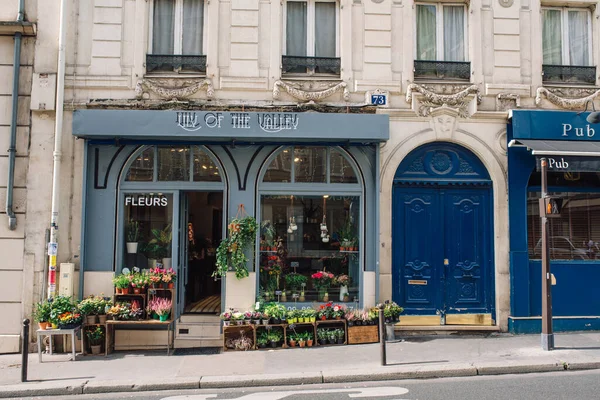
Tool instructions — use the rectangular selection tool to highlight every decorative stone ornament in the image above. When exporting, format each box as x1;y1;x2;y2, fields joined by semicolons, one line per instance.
135;78;214;101
405;83;480;118
498;0;514;8
272;80;349;102
535;87;600;110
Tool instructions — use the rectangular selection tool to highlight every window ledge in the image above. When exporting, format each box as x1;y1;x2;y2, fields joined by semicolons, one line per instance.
281;74;342;82
143;73;207;79
413;78;473;85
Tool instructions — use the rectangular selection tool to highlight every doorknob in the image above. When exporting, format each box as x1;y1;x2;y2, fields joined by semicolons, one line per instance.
444;258;449;266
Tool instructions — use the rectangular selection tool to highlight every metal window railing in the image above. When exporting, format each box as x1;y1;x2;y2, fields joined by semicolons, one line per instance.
542;64;596;85
282;56;341;75
414;60;471;81
146;54;207;74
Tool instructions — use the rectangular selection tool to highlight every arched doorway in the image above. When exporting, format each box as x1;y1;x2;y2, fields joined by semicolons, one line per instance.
392;142;495;324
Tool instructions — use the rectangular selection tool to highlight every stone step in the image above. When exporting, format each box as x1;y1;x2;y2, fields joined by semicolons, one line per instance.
176;322;221;339
174;337;223;349
178;314;220;324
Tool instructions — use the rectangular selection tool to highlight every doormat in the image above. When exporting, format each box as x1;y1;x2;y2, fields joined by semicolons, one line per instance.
173;347;222;356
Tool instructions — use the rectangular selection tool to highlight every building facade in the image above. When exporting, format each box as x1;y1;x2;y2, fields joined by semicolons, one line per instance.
2;0;600;352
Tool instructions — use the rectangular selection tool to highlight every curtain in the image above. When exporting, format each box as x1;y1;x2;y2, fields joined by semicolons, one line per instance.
153;0;175;54
416;5;436;60
542;9;562;65
183;0;204;55
568;10;589;66
286;2;307;56
443;6;465;61
315;2;336;58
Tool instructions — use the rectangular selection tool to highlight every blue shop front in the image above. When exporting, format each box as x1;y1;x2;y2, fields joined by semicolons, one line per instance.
73;110;388;332
508;110;600;333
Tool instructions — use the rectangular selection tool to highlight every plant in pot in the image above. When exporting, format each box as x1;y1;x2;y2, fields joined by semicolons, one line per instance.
149;224;172;268
79;296;99;324
94;295;111;324
126;220;141;254
297;334;306;348
267;330;282;348
49;296;77;329
317;329;328;345
288;332;297;347
130;272;148;294
311;270;334;302
335;328;345;344
213;214;258;280
86;326;105;355
384;301;404;323
285;273;308;297
161;268;177;289
33;300;52;330
151;297;172;321
257;331;269;348
112;274;131;294
57;311;83;329
327;330;337;345
334;274;352;302
233;332;254;351
304;331;314;347
220;309;233;326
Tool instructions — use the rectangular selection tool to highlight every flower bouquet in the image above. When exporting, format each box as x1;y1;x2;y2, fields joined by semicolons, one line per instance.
150;297;172;321
311;271;334;301
57;311;83;329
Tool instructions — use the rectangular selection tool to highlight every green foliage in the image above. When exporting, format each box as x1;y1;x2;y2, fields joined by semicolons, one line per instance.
48;296;77;324
214;216;258;280
112;274;130;289
284;273;308;292
266;330;283;342
86;326;104;346
145;224;172;259
257;330;269;345
126;220;140;242
33;300;51;323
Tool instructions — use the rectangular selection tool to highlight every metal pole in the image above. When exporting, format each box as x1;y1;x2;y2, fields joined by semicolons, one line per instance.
540;158;554;351
378;304;386;366
21;319;29;382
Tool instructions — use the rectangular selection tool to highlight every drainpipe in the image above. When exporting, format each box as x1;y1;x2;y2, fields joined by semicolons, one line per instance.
6;0;26;230
47;0;68;299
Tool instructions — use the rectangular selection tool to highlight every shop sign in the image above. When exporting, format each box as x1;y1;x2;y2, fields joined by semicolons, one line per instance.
176;111;300;133
125;195;168;207
536;156;600;172
511;110;600;141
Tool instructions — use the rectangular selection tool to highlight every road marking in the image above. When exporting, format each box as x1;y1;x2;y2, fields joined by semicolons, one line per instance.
162;386;410;400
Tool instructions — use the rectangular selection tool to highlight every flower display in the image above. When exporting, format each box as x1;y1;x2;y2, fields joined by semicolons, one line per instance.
311;270;335;291
57;311;83;327
334;274;351;287
149;297;172;317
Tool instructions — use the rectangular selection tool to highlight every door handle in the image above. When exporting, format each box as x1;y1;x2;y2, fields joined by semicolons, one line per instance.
441;258;449;280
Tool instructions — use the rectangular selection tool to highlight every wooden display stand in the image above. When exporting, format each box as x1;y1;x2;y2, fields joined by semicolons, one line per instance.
105;288;176;355
347;324;379;344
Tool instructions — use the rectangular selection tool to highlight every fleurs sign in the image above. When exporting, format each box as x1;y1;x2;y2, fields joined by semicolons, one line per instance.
125;195;168;207
176;112;299;133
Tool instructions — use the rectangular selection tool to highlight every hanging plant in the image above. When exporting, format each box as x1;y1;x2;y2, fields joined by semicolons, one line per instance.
213;206;258;280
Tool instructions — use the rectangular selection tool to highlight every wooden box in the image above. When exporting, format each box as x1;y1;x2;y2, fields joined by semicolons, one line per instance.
347;325;379;344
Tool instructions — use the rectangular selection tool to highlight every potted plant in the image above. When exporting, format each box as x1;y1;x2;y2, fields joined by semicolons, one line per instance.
334;274;351;302
232;332;254;351
257;331;268;348
162;268;177;289
126;220;140;254
311;271;334;302
33;300;52;330
305;308;316;323
86;326;105;355
57;311;83;329
335;328;345;344
305;331;314;347
150;297;172;321
327;330;337;345
267;330;282;348
49;296;77;329
384;301;404;323
284;273;308;296
149;224;172;268
287;309;297;324
288;333;297;347
112;274;130;294
79;296;99;324
317;329;328;345
214;215;258;279
298;335;306;348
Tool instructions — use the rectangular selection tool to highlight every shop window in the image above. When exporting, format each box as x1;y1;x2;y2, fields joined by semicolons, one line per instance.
259;195;360;303
414;3;470;80
282;0;340;75
294;147;326;183
123;193;174;270
542;7;594;84
147;0;206;74
263;149;292;183
125;146;222;183
158;146;190;181
126;147;154;182
527;171;600;261
193;147;221;182
330;149;358;184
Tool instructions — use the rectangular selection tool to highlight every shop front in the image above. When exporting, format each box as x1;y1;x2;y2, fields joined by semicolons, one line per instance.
508;110;600;333
73;110;388;347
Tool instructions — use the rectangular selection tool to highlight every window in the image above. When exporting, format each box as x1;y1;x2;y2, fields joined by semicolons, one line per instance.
147;0;206;73
414;3;469;80
125;146;221;182
527;171;600;261
542;7;594;84
282;0;340;75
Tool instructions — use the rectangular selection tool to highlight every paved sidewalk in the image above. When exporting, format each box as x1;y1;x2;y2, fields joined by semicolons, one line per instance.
1;332;600;397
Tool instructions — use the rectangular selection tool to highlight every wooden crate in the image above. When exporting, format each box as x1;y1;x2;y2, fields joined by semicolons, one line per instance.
347;325;379;344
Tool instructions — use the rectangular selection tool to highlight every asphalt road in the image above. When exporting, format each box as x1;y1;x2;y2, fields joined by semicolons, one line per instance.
17;369;600;400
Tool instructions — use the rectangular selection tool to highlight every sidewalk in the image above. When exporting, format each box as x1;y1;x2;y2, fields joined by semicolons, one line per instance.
1;332;600;397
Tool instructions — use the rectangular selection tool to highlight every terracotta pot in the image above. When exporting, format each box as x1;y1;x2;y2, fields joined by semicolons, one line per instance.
299;341;306;348
133;287;141;294
38;321;49;330
121;287;130;295
98;315;107;324
168;282;174;289
115;287;122;294
340;247;345;252
307;339;313;347
289;340;296;347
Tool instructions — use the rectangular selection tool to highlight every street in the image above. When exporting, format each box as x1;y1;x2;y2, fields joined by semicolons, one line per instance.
18;369;600;400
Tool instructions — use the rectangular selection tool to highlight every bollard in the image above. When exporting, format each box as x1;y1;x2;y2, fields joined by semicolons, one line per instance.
378;304;386;366
21;319;29;382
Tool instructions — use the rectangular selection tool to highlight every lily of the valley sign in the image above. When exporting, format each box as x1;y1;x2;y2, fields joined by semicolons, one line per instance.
176;111;300;133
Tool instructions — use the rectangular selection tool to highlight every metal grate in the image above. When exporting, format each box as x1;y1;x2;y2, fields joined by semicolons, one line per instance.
282;55;341;75
542;64;596;85
146;54;207;74
414;60;471;80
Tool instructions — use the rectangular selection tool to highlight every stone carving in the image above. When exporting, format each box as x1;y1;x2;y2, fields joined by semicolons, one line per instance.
535;86;600;110
273;80;349;102
498;0;513;7
406;83;480;118
430;104;459;135
496;93;520;111
135;78;214;100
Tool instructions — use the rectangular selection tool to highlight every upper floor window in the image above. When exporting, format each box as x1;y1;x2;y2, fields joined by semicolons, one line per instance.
414;3;469;80
147;0;206;74
282;1;340;75
542;7;594;84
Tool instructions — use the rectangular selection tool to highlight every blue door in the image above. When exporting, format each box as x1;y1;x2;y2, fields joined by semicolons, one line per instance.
393;187;492;316
392;142;494;318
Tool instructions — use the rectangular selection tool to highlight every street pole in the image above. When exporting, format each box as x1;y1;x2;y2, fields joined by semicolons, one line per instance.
378;304;386;366
540;158;554;351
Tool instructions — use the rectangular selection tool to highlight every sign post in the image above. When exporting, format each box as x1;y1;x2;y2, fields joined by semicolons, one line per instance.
539;158;554;351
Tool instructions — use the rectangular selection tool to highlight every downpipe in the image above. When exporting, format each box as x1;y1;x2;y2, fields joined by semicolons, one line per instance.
6;0;26;230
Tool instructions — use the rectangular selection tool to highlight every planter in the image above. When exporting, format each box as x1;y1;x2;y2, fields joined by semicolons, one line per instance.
167;282;174;289
148;259;159;269
337;339;344;345
289;318;297;324
318;339;327;345
297;317;304;323
298;341;306;348
270;341;278;348
261;319;268;325
270;318;280;324
223;321;230;326
162;258;172;269
328;339;336;345
51;323;58;329
159;314;169;322
258;343;267;348
133;287;141;294
91;344;102;355
121;287;130;295
126;242;138;254
347;320;354;327
98;315;107;324
307;339;313;347
309;317;316;323
86;315;98;325
289;340;296;347
38;321;49;330
58;323;80;330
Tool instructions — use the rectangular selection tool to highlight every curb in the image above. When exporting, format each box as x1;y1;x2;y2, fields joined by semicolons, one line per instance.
2;362;600;398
